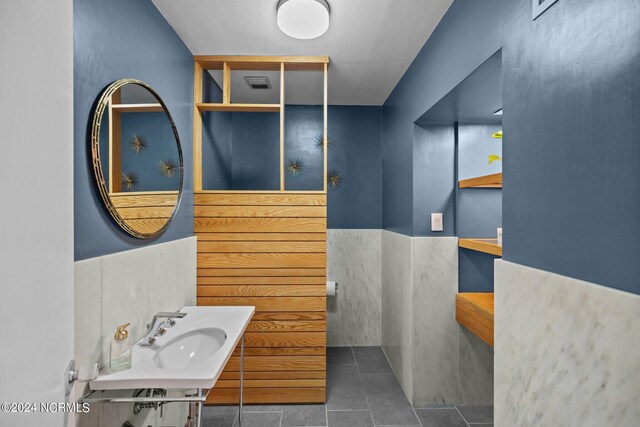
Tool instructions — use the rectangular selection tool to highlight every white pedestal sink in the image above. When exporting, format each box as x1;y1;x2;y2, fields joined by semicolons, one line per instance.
90;305;255;391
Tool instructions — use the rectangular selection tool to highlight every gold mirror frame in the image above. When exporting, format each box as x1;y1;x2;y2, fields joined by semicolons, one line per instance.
91;79;184;239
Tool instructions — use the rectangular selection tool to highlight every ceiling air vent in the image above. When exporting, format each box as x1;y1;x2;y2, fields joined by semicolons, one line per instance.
244;76;272;90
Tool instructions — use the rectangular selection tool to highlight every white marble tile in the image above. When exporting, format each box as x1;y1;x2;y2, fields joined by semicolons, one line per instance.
74;237;196;426
412;237;459;406
495;260;640;427
74;257;103;369
100;237;197;361
458;326;493;405
327;229;382;346
74;257;103;427
100;251;152;362
381;230;414;400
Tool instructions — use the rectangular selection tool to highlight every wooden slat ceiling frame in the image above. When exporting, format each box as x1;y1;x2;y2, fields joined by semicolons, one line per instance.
192;55;330;193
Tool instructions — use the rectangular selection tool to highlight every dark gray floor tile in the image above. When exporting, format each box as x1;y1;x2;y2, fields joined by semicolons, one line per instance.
326;364;369;410
282;404;327;426
201;405;238;427
457;405;493;423
327;410;373;427
327;347;356;365
414;408;467;427
360;373;419;426
243;405;284;412
232;411;281;427
352;347;392;374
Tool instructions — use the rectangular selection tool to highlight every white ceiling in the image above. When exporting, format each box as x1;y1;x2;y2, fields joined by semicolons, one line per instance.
152;0;453;106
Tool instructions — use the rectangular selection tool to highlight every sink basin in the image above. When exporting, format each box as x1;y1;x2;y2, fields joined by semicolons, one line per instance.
89;306;254;391
154;327;226;370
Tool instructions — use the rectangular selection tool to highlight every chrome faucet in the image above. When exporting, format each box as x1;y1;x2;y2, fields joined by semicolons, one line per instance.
139;311;187;346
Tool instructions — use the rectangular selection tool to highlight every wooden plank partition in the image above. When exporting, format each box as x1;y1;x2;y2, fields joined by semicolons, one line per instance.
196;192;327;404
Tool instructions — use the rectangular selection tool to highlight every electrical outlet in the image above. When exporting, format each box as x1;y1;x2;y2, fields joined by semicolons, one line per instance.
431;213;444;232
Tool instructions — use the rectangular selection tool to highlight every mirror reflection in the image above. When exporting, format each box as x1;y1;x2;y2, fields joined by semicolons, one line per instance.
91;79;183;238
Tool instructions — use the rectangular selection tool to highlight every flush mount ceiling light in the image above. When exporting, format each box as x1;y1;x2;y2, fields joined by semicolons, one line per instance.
277;0;330;40
493;109;503;116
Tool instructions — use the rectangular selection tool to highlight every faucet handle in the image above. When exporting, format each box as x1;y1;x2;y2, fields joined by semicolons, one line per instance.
156;311;186;319
140;311;186;346
146;312;185;330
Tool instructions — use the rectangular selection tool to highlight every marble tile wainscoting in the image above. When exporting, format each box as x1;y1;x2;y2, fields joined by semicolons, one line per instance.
73;237;197;426
381;230;415;399
381;231;493;407
495;260;640;427
327;230;382;346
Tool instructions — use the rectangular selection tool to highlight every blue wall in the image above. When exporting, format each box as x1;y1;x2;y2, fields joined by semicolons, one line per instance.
202;75;232;190
382;0;503;235
284;107;324;192
232;112;281;191
120;113;182;191
384;0;640;294
327;106;383;229
202;106;383;228
502;0;640;294
412;124;456;236
74;0;194;260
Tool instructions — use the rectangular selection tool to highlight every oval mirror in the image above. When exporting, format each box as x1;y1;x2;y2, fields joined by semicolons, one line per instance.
91;79;184;238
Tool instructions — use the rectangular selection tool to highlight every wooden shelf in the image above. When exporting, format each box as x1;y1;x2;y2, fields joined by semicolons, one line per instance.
111;103;163;112
458;172;502;188
456;293;494;347
459;238;502;256
197;103;281;113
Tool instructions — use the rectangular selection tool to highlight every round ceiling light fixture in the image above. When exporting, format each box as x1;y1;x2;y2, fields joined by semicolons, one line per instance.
277;0;330;40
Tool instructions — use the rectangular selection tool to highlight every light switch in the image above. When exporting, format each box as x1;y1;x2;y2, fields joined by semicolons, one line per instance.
431;213;444;232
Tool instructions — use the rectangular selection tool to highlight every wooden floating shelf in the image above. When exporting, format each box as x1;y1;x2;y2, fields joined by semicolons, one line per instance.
111;103;164;112
458;172;503;188
459;238;503;256
456;293;494;347
197;103;281;113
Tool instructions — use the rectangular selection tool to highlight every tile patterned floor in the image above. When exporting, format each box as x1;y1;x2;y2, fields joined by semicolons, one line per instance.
201;347;493;427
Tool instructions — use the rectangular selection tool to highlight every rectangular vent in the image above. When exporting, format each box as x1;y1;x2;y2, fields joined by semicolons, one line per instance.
244;76;272;90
